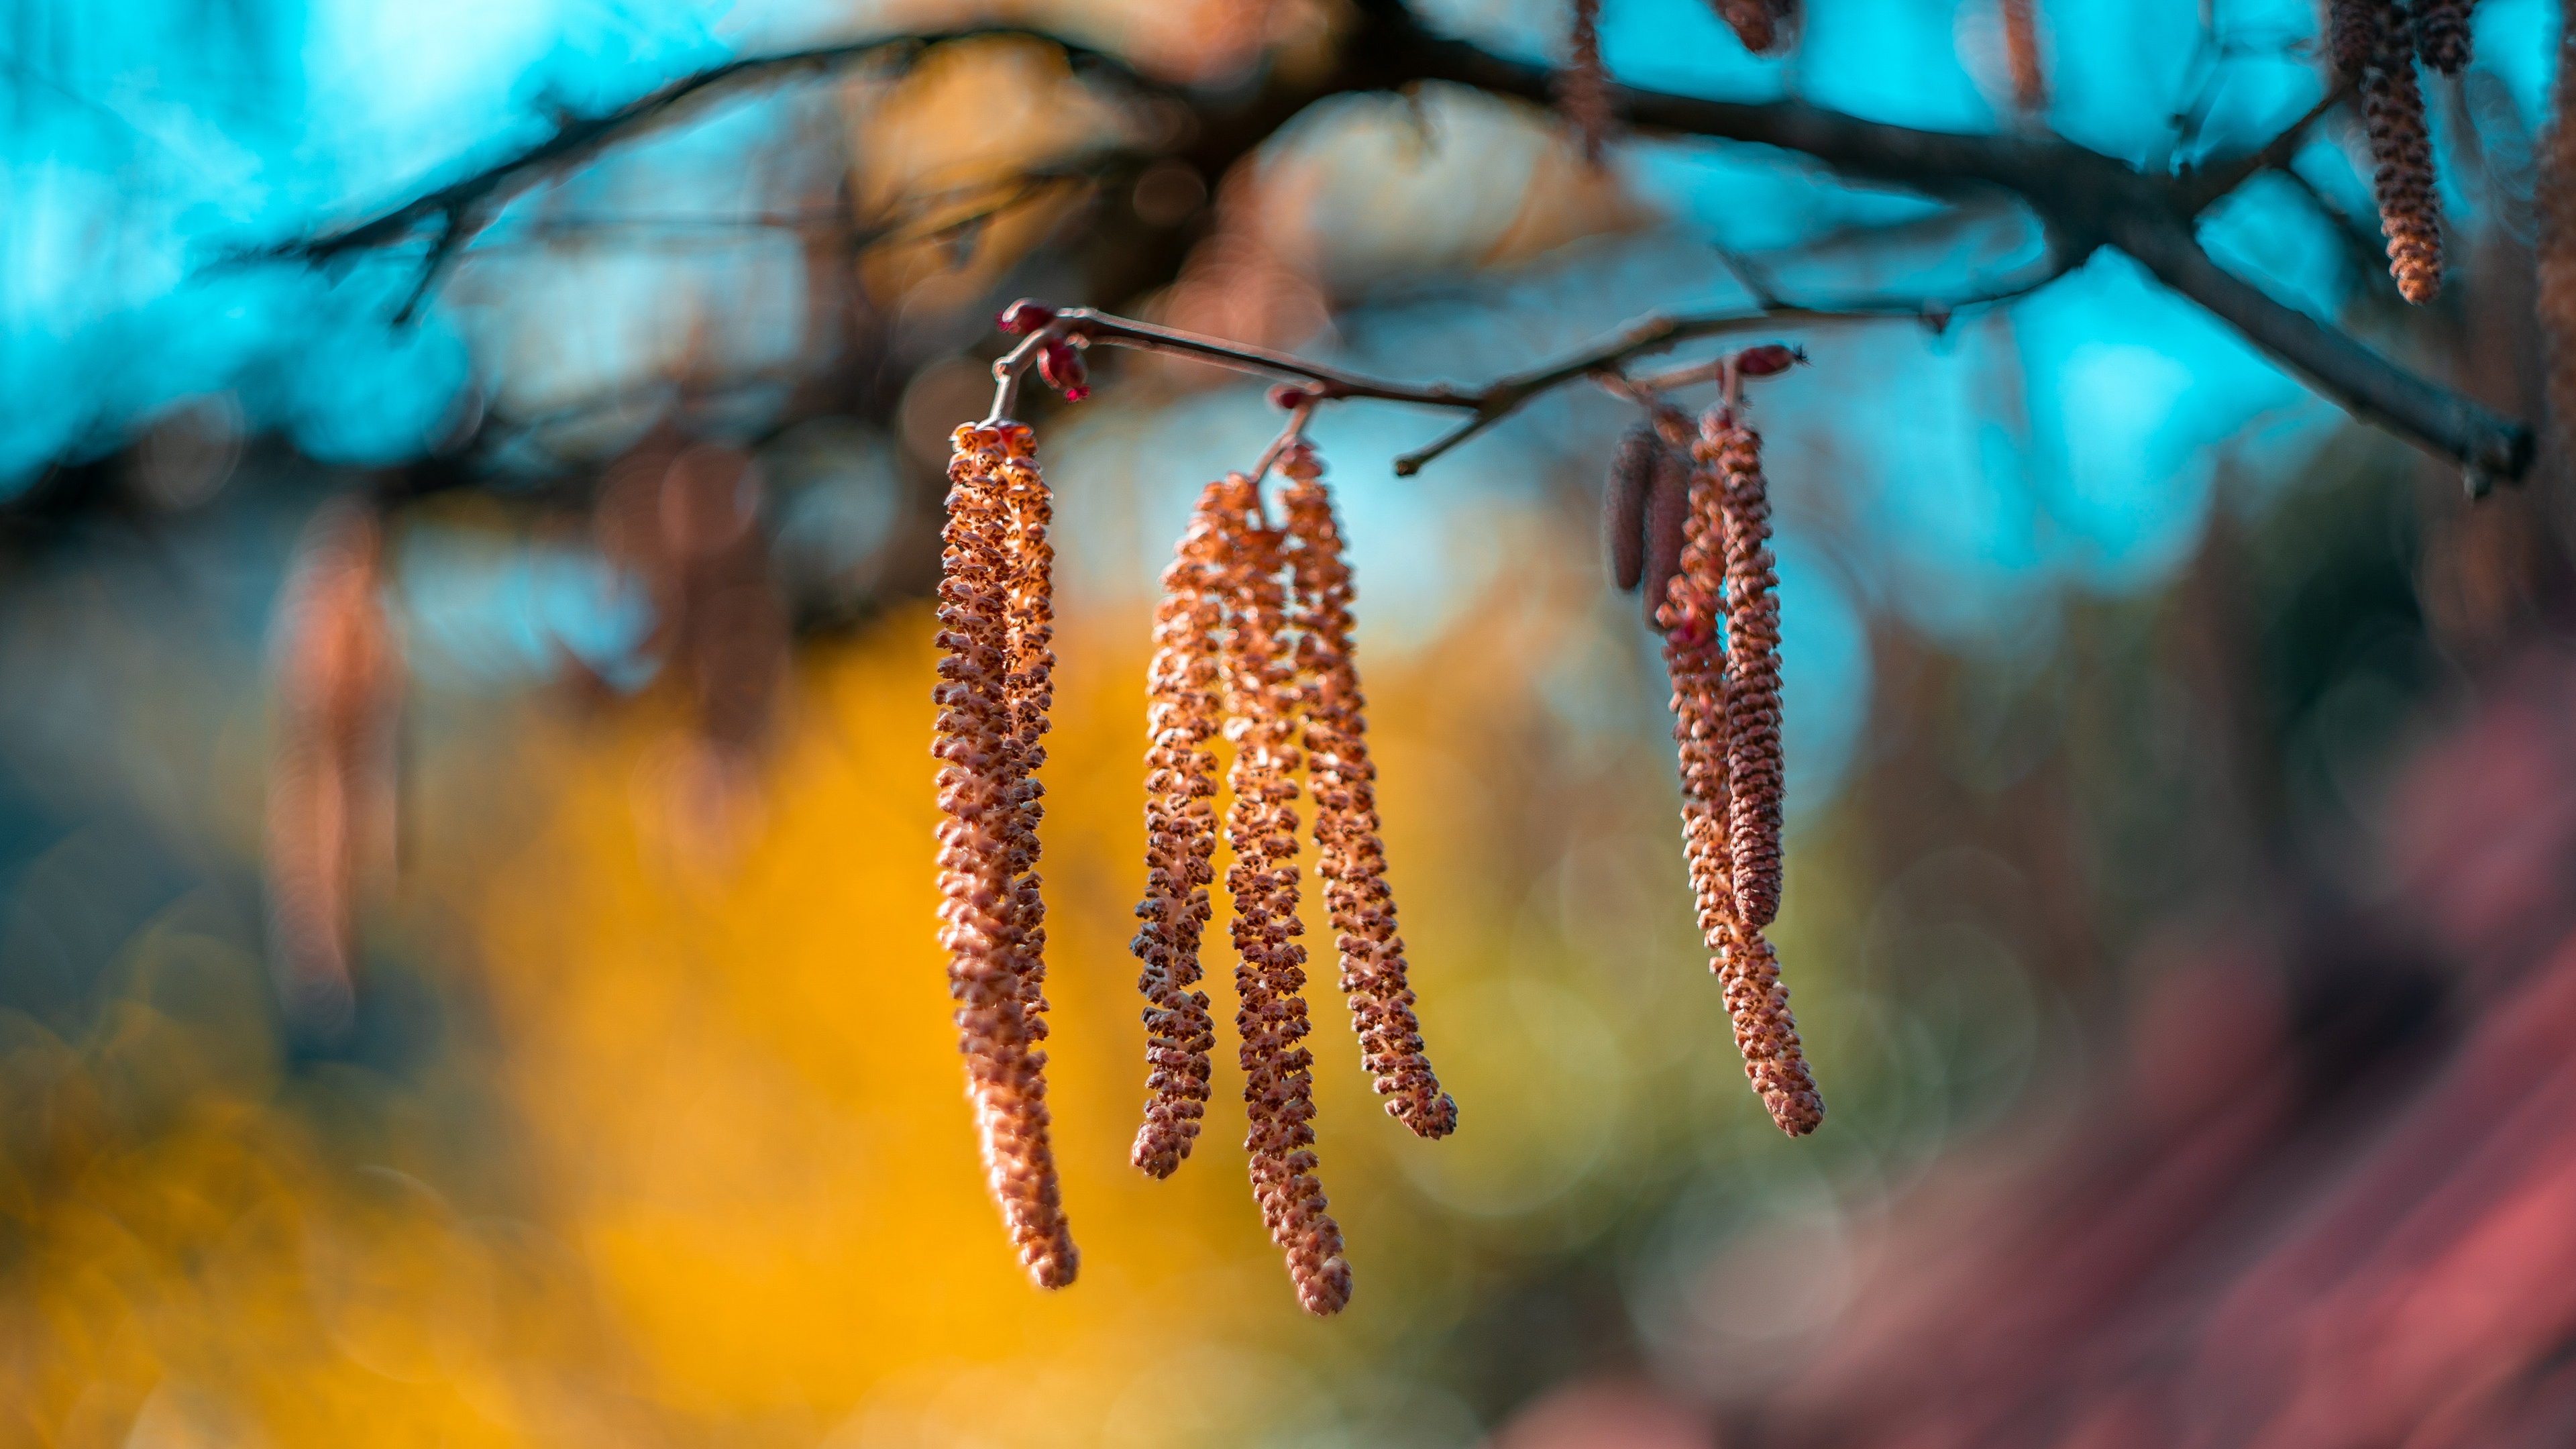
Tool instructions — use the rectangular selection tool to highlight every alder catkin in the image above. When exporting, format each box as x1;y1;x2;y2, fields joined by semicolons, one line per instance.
1712;415;1786;930
1661;409;1821;1138
1642;437;1692;630
1281;444;1456;1140
1130;480;1232;1179
1604;424;1658;592
2361;1;2443;304
2327;0;2380;76
1559;0;1614;167
2411;0;2472;73
267;500;400;1035
932;421;1077;1291
1709;0;1798;54
2001;0;2045;112
2542;0;2576;467
1215;470;1351;1316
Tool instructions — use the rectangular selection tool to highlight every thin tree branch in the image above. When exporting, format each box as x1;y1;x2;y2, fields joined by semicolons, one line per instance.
2180;78;2356;215
985;272;2069;476
232;3;2536;488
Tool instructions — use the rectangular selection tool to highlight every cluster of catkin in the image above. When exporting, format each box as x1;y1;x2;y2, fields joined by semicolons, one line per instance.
1608;405;1823;1136
267;502;403;1036
2332;0;2463;305
1128;441;1452;1316
931;420;1078;1291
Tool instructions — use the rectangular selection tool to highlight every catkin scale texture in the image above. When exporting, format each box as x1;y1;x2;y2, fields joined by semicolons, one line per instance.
1659;409;1822;1138
932;421;1077;1290
1714;417;1786;930
2411;0;2472;73
2361;0;2443;304
1129;480;1231;1178
1282;445;1456;1140
1213;471;1352;1316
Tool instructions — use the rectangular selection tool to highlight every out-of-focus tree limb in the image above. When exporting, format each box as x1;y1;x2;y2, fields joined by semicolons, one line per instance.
237;1;2536;488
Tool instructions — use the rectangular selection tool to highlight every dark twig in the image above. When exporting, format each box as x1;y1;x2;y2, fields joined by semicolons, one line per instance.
2182;79;2357;215
982;274;2072;476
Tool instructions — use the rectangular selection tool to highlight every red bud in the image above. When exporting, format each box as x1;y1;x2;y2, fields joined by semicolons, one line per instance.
1038;339;1088;401
1735;343;1803;377
998;300;1056;335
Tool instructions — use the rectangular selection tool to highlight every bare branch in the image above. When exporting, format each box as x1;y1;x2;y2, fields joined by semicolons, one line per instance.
2181;78;2357;215
229;1;2535;487
983;275;2070;477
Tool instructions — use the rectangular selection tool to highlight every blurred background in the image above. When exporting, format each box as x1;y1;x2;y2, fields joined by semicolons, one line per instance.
3;0;2573;1444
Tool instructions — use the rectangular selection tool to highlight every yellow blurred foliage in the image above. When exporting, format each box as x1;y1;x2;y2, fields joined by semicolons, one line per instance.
0;500;1868;1444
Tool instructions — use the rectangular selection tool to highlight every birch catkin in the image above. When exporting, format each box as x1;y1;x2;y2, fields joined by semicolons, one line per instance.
932;421;1077;1290
2361;1;2443;304
1282;444;1456;1140
1130;480;1232;1179
267;501;400;1033
1215;470;1351;1316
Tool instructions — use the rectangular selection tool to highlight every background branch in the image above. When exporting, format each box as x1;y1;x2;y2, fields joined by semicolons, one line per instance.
235;1;2536;489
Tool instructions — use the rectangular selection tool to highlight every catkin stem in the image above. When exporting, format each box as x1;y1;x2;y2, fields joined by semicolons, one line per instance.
933;421;1077;1290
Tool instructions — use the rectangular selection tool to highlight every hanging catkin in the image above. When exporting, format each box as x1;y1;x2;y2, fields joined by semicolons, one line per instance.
2411;0;2472;73
2542;0;2576;466
1129;480;1232;1179
1214;470;1351;1316
1713;415;1786;930
1559;0;1614;167
1660;407;1822;1137
1281;443;1457;1140
2361;1;2443;304
267;500;400;1034
2000;0;2045;112
932;421;1077;1290
2327;0;2379;76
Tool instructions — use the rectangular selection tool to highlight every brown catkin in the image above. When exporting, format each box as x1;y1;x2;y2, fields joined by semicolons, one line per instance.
2327;0;2380;76
1559;0;1614;167
1660;409;1821;1138
1604;424;1658;592
1709;0;1797;54
1130;480;1232;1179
1654;432;1737;989
932;421;1077;1291
2361;1;2443;303
2542;0;2576;465
2001;0;2046;112
1281;445;1456;1140
2411;0;2472;73
1713;415;1785;930
267;500;400;1034
1214;470;1351;1317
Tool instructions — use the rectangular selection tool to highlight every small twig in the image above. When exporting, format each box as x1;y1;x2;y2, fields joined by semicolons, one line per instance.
1249;390;1318;483
2182;78;2357;214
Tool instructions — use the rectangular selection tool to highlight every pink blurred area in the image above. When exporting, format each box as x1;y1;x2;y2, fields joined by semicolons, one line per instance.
1631;645;2576;1448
